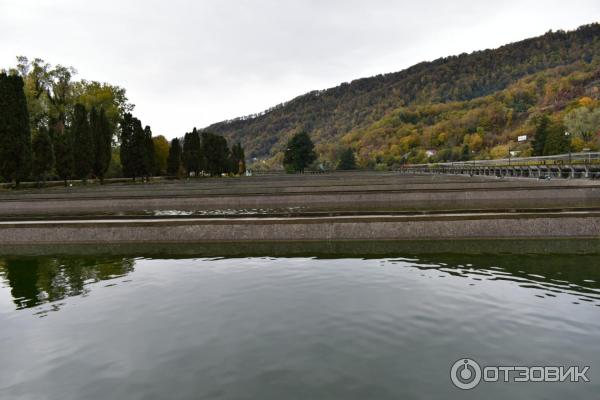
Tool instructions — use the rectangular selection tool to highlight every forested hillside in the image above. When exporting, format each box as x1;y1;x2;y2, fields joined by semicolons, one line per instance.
204;23;600;169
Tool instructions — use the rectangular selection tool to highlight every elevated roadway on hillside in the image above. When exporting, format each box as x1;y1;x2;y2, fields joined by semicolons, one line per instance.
401;151;600;179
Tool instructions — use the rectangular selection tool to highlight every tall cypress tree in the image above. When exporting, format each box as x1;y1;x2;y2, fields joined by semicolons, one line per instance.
195;128;206;175
183;128;202;176
92;107;112;184
120;113;135;179
0;73;31;187
143;125;156;179
167;138;183;177
72;103;93;181
31;126;55;186
230;142;246;175
89;106;99;177
182;132;192;175
120;114;149;181
131;118;146;180
204;132;230;176
54;130;73;186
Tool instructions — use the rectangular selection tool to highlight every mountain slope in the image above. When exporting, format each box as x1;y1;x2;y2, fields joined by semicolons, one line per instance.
203;23;600;165
343;62;600;167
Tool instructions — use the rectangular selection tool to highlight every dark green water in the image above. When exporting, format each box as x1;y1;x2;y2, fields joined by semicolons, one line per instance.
1;250;599;399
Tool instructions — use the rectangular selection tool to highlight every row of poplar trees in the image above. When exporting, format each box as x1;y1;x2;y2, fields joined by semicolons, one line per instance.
1;72;246;187
0;73;30;186
166;128;246;177
120;113;156;181
0;73;113;186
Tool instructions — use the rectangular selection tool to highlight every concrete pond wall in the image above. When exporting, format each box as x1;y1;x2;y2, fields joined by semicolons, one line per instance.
1;174;600;216
1;173;599;246
1;212;599;245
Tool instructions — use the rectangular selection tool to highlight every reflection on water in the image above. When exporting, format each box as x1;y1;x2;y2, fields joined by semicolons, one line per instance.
412;254;600;305
0;256;134;315
150;206;305;217
1;251;599;400
1;253;599;315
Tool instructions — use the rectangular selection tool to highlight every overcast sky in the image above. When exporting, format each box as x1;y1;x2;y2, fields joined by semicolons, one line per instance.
1;0;599;138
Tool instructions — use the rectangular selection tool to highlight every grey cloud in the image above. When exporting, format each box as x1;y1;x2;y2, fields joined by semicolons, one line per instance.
1;0;599;137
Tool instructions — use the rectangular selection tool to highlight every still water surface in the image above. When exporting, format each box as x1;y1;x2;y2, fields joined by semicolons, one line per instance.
1;252;599;399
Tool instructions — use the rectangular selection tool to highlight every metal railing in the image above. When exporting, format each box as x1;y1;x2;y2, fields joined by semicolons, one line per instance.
405;151;600;169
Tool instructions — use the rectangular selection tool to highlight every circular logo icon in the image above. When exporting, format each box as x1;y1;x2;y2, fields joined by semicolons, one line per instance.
450;358;482;390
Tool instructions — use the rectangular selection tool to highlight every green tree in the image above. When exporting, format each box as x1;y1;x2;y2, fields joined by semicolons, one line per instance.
71;103;93;181
0;73;32;187
46;65;77;126
13;56;133;136
130;118;147;180
120;113;135;179
230;142;246;175
15;57;51;135
143;126;156;179
461;144;471;161
182;132;193;175
337;148;357;170
105;148;122;178
202;131;230;175
73;80;133;134
283;131;316;173
532;115;550;156
167;138;183;177
543;123;569;155
183;128;202;176
31;127;54;186
120;115;148;181
54;131;73;186
91;107;112;183
152;135;170;175
564;107;600;142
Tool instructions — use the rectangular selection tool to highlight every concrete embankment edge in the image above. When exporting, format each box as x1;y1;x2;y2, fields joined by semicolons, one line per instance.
2;238;600;256
2;187;600;216
1;213;599;246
